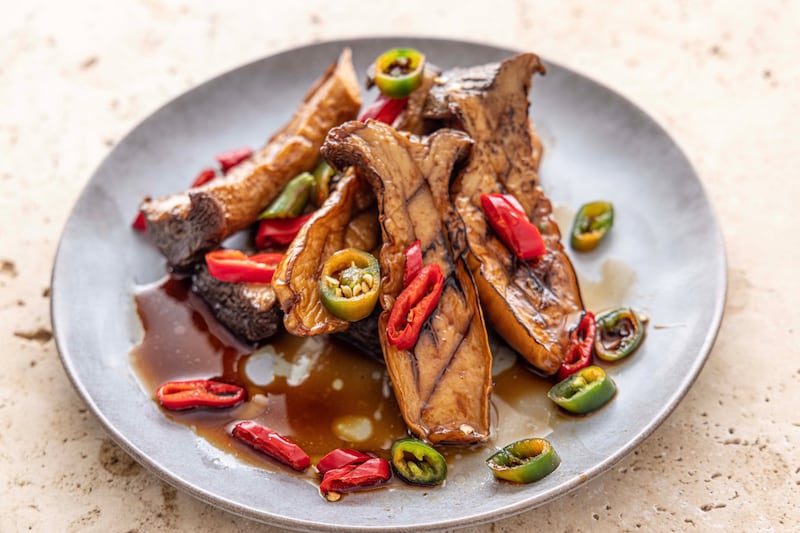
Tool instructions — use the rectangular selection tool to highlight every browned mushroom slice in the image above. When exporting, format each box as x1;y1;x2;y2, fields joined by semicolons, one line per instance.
191;264;281;343
323;120;492;445
140;48;362;270
272;169;379;336
391;65;441;135
425;53;583;376
273;68;442;338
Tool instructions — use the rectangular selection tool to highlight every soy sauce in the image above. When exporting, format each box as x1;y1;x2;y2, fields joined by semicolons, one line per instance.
130;276;557;472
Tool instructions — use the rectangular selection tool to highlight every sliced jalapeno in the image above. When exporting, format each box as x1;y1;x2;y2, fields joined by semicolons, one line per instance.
319;248;381;322
595;307;645;361
259;171;315;219
372;48;426;98
571;201;614;252
391;438;447;486
548;365;617;414
486;438;561;484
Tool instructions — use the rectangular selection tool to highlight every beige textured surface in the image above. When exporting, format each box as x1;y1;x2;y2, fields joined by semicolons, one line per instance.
2;1;798;531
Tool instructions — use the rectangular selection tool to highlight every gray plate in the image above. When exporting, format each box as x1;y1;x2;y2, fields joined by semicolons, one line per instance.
52;38;726;532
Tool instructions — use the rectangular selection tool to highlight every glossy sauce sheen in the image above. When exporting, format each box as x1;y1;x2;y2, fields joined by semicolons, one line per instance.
131;276;559;477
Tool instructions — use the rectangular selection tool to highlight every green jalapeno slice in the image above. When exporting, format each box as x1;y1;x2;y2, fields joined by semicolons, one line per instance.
390;438;447;486
486;438;561;484
571;201;614;252
373;48;426;98
319;248;381;322
259;171;315;219
311;160;336;207
548;365;617;414
595;307;645;361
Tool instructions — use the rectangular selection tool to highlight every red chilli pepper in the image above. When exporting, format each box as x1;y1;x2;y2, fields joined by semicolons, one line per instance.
205;250;283;284
190;167;217;187
132;211;147;232
255;213;313;249
319;457;391;499
316;448;372;475
156;379;246;410
387;263;445;351
232;421;310;471
403;240;423;287
557;312;597;381
216;146;254;173
359;94;408;124
480;193;546;260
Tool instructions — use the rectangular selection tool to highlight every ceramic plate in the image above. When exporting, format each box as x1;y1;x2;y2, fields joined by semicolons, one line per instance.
52;37;726;531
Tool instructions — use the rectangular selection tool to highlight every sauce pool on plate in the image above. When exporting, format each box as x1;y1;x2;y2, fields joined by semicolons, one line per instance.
130;276;558;474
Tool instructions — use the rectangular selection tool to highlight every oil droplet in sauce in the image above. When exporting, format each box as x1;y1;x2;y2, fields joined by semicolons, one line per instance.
332;415;374;442
130;276;561;477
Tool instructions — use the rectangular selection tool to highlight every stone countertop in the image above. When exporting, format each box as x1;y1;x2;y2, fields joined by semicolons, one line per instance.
1;1;797;531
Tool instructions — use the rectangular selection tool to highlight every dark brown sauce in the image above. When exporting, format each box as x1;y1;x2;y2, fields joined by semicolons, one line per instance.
130;276;558;478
